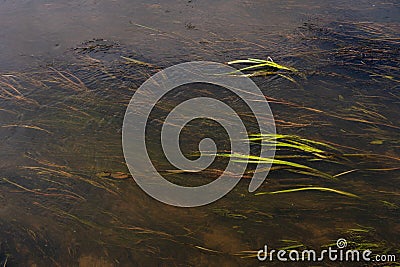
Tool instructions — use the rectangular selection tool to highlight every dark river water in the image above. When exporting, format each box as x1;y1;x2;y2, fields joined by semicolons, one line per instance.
0;0;399;266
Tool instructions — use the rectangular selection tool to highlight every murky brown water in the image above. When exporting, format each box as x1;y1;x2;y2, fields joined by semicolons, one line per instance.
0;0;399;266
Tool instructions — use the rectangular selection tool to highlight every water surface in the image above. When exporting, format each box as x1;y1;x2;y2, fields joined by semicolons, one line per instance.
0;0;399;266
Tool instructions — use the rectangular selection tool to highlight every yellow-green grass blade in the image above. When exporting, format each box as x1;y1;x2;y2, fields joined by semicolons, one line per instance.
217;153;334;179
228;58;298;72
255;187;359;198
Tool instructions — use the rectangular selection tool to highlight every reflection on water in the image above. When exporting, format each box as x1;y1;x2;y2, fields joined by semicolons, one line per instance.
0;0;399;266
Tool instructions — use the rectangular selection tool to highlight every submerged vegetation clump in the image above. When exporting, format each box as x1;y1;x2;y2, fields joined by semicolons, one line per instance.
218;133;338;178
227;57;299;82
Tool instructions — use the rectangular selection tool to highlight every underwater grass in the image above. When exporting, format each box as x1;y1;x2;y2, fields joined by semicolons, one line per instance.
248;133;339;157
266;95;400;131
2;177;84;201
217;133;341;179
255;186;359;198
228;58;298;72
120;56;156;68
1;21;398;265
227;57;299;82
216;130;398;198
218;152;334;179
